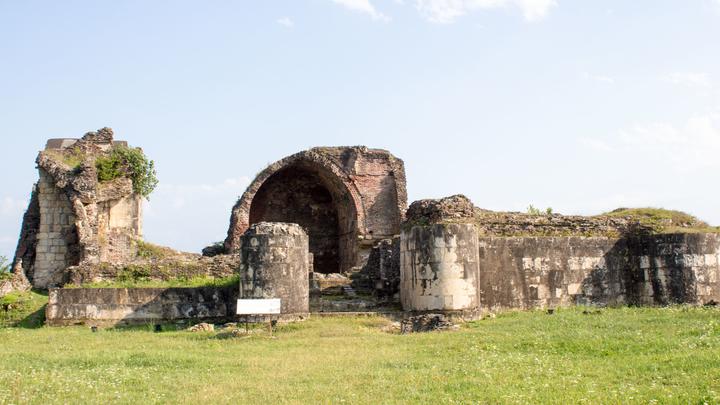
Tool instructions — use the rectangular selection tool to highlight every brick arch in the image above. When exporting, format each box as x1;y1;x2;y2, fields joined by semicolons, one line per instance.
224;150;366;273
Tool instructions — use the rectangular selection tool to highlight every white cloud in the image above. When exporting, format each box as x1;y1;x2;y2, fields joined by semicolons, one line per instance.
414;0;557;23
578;108;720;175
581;72;615;85
1;197;27;217
618;109;720;171
664;72;712;88
276;17;294;27
331;0;391;22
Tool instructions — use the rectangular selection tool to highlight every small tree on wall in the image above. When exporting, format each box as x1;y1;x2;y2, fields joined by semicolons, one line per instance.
96;146;159;199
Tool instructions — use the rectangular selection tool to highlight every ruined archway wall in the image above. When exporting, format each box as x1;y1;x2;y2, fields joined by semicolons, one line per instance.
224;150;366;255
224;147;408;270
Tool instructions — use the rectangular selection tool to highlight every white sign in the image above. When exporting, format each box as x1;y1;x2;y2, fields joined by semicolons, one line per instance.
236;298;282;315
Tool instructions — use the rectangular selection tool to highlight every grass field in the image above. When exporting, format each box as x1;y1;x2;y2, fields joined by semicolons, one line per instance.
1;298;719;404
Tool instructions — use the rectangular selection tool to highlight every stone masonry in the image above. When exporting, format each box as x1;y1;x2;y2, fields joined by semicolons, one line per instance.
225;146;407;274
12;129;144;288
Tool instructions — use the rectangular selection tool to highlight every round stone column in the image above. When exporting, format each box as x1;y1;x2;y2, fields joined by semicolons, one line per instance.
400;223;480;314
239;222;310;316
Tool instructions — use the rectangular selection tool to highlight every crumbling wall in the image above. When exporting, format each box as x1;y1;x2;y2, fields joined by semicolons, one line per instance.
225;146;407;274
46;287;238;326
359;237;400;298
478;234;720;311
13;128;145;289
32;170;80;287
398;195;720;314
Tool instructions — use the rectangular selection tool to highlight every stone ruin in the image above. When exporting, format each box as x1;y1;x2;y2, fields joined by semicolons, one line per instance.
4;129;720;326
13;129;143;289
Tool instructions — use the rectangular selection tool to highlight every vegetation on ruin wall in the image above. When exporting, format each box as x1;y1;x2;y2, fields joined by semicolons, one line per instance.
96;145;158;198
66;274;240;289
46;144;158;198
602;207;720;234
134;240;174;260
0;307;719;403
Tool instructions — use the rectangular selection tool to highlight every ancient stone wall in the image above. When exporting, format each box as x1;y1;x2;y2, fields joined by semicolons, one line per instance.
400;223;480;315
477;234;720;311
32;170;80;287
46;287;238;326
13;129;145;289
225;146;407;274
239;222;309;315
359;237;400;298
97;194;143;263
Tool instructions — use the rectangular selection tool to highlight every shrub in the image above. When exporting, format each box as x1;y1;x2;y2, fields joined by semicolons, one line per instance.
96;145;158;199
527;205;553;216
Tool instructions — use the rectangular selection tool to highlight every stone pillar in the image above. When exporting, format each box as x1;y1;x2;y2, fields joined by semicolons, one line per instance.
239;222;310;315
400;223;480;314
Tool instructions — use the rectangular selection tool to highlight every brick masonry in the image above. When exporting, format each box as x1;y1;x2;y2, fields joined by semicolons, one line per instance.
225;146;407;274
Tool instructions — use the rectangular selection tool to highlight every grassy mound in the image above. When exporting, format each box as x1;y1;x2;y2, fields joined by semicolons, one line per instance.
0;290;48;328
602;207;720;234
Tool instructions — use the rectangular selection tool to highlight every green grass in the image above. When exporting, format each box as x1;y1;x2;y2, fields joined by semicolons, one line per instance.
1;306;719;404
0;290;48;328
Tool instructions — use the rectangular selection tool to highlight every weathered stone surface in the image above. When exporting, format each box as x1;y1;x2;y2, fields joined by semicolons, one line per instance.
405;195;475;225
46;287;239;326
475;211;633;238
13;129;144;288
239;222;309;315
358;237;400;298
225;146;407;274
400;223;480;312
66;253;240;285
477;233;720;311
187;322;214;332
400;313;457;333
0;261;31;297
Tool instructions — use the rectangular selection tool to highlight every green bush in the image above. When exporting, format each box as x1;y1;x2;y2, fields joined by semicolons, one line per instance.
527;205;553;216
96;145;158;198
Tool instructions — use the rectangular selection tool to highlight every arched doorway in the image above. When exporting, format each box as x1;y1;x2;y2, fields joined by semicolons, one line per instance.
249;165;342;273
226;152;364;274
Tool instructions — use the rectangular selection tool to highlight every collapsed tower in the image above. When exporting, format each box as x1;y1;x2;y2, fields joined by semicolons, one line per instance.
13;129;145;288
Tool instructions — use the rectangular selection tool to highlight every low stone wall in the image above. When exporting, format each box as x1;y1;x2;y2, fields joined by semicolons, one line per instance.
46;287;239;326
478;233;720;311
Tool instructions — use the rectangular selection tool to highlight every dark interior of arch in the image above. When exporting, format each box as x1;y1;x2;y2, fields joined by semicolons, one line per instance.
249;164;356;274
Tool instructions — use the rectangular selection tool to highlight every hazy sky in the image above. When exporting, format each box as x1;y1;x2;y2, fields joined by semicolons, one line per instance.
1;0;719;258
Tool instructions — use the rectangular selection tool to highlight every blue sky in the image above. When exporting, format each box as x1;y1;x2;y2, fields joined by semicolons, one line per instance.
1;0;719;258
